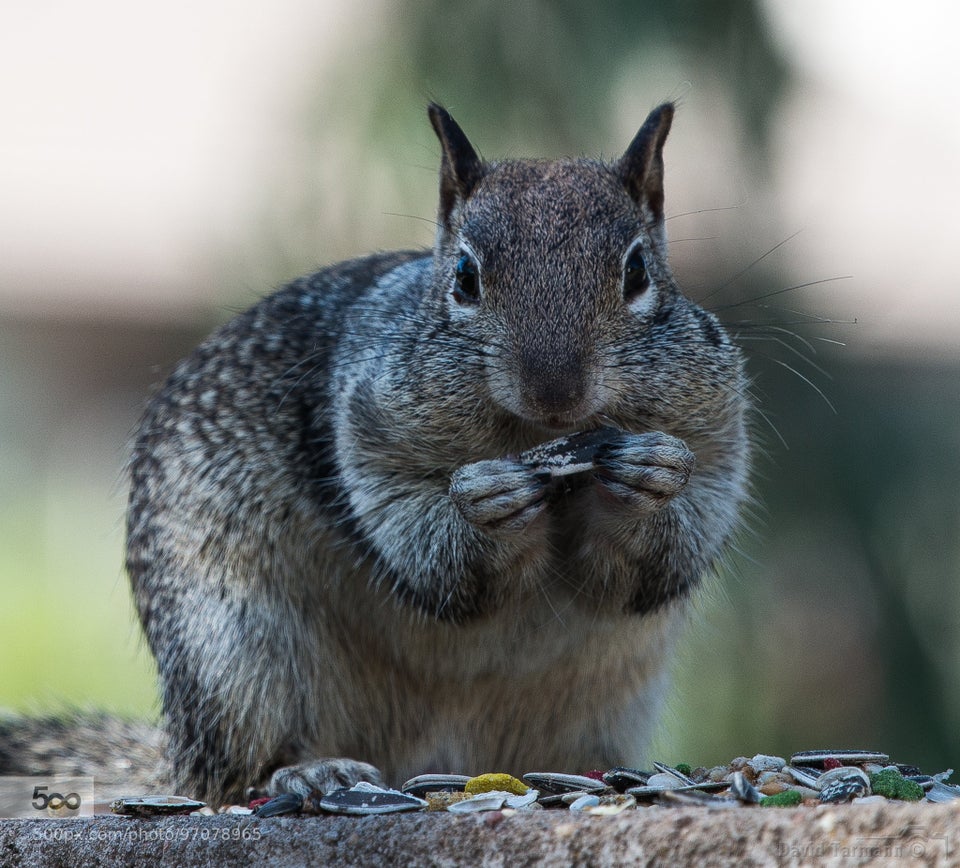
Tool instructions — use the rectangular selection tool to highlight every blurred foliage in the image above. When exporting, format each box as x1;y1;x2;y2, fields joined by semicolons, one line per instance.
666;351;960;771
244;0;787;290
392;0;786;144
0;489;157;719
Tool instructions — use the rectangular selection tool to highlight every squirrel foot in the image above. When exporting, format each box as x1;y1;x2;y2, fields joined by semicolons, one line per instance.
267;758;383;798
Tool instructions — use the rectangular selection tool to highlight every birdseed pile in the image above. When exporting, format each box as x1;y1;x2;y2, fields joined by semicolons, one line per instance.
110;749;960;819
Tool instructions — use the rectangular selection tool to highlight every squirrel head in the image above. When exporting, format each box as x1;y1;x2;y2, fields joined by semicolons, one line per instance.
426;103;712;432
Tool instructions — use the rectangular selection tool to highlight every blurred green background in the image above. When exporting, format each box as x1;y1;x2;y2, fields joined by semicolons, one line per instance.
3;0;960;773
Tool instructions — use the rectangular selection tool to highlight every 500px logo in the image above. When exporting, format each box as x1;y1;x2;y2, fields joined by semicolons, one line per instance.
31;786;83;812
0;777;94;819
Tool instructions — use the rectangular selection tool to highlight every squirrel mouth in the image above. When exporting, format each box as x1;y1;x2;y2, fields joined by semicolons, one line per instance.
487;373;608;434
542;414;578;431
514;395;604;432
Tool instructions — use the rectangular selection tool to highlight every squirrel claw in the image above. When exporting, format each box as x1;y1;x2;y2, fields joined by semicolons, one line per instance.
268;758;382;799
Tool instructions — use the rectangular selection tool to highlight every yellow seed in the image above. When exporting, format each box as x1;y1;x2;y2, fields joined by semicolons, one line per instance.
464;773;528;796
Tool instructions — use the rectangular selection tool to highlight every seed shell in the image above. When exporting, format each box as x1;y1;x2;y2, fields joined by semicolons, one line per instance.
789;750;890;766
602;767;650;791
317;782;427;815
728;771;762;804
521;772;607;795
516;427;621;477
401;774;470;797
111;796;207;816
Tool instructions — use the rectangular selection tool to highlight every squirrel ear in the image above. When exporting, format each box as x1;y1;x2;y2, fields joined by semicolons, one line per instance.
617;102;674;221
428;103;484;228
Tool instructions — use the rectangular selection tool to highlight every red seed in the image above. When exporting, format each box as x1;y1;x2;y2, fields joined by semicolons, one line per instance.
823;758;842;770
584;770;606;781
248;796;272;810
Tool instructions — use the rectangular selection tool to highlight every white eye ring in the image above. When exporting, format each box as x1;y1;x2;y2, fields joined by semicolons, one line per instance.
622;239;657;316
448;239;482;316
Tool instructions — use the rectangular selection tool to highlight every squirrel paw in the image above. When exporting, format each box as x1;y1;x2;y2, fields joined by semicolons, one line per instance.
268;758;383;798
450;458;549;532
593;431;695;511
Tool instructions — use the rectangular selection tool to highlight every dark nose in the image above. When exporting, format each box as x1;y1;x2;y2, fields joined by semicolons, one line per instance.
519;348;587;419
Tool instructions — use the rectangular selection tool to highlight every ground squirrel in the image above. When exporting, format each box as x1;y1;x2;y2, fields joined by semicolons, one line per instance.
125;102;750;805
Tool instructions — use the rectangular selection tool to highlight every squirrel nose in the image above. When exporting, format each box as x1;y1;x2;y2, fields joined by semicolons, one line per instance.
519;350;588;419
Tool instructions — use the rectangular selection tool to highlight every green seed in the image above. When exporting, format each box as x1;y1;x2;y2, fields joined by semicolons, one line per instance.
760;789;803;807
869;768;925;801
869;769;903;799
896;779;925;801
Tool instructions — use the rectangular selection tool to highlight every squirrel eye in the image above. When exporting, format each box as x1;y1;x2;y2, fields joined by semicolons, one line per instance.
623;247;650;301
453;254;480;304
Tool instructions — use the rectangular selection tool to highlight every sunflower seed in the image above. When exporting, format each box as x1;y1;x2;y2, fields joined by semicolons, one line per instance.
789;749;889;766
652;762;697;785
784;766;822;789
516;427;620;477
602;767;651;791
816;767;870;803
728;771;762;804
817;766;869;788
521;772;606;794
445;793;507;813
927;784;960;803
505;789;539;809
401;774;470;797
646;773;686;790
820;781;868;803
110;796;207;816
254;792;304;818
626;781;727;800
317;782;427;815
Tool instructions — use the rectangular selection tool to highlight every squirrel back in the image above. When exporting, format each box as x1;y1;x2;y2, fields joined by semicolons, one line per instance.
122;102;750;804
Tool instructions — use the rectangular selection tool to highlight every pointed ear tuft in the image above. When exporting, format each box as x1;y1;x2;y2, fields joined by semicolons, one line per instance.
428;103;484;228
617;102;674;221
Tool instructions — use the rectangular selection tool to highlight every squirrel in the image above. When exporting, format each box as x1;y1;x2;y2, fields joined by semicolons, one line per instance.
124;101;750;806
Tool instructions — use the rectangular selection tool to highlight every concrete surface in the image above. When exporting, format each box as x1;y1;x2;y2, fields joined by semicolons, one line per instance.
3;801;960;867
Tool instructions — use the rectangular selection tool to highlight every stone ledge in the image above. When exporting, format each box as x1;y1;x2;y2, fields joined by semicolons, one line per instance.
3;802;959;867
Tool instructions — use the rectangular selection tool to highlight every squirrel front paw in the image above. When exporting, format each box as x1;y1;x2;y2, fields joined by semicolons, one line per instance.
593;431;695;512
449;459;549;532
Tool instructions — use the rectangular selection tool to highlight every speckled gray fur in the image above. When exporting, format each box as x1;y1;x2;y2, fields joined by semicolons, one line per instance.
126;102;750;805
